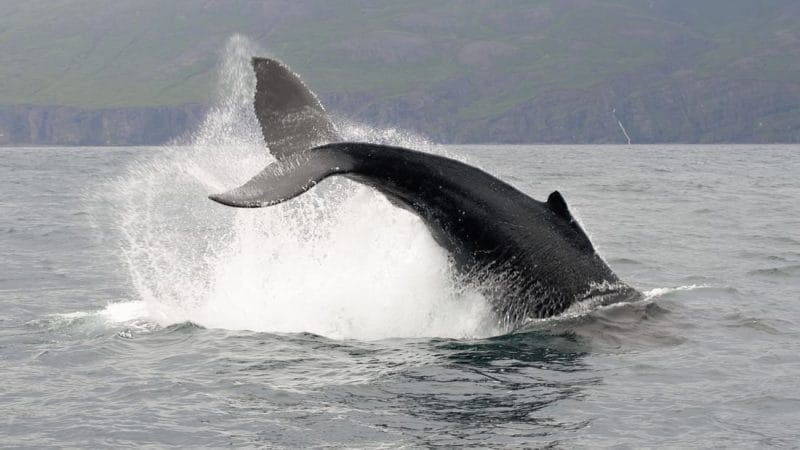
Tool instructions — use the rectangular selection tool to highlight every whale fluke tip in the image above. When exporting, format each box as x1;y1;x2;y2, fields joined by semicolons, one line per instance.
251;55;339;160
208;192;263;208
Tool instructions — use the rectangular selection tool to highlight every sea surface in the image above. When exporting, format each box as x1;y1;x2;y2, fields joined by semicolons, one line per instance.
1;142;798;448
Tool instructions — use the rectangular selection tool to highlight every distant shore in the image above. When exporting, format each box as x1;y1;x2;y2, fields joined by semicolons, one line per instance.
2;101;799;147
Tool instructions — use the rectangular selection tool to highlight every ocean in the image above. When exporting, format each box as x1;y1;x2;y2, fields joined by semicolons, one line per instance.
1;142;798;448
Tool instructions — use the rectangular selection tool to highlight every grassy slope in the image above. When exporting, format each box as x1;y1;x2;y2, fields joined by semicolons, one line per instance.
0;0;798;116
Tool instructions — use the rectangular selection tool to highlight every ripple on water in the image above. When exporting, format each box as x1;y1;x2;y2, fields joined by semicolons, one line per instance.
722;311;793;336
747;264;800;278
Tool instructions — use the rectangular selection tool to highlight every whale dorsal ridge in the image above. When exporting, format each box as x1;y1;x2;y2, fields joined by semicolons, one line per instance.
547;191;596;254
546;190;572;222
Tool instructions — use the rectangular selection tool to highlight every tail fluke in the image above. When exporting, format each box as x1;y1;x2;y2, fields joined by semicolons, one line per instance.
208;150;351;208
252;57;340;160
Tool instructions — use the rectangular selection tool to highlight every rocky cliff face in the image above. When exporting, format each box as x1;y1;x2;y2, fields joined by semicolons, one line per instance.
3;73;799;146
322;75;800;144
0;105;206;146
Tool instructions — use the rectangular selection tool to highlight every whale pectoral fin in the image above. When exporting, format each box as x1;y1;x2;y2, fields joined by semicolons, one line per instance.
546;191;596;254
209;151;347;208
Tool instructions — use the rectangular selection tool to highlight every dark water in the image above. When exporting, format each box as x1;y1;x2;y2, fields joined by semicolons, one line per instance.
1;145;799;448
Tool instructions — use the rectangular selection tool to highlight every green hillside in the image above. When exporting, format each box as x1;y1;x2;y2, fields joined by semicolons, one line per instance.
1;0;799;143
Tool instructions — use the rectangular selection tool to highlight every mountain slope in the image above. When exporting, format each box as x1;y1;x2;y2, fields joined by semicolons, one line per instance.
1;0;799;144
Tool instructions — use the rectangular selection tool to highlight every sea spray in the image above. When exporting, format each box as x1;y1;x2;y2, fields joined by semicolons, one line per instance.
102;35;498;340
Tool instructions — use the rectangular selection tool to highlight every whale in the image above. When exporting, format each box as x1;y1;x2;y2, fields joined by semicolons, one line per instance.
209;57;639;326
209;142;639;325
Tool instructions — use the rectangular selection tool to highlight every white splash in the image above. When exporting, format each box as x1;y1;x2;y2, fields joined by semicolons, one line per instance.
98;35;498;340
643;284;707;299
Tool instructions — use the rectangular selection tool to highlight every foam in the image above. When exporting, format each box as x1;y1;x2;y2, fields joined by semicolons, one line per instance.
100;35;498;340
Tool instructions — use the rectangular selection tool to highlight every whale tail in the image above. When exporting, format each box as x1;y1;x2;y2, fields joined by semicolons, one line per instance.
209;143;600;259
209;149;351;208
252;57;340;160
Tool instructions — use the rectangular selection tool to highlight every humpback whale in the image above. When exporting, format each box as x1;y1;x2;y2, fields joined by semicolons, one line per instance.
209;57;639;326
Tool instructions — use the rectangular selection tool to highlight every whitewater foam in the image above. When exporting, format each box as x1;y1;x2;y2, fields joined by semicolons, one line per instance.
644;284;708;299
97;35;498;340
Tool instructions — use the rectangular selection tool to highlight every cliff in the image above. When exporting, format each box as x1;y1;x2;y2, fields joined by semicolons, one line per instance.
0;105;205;146
2;0;799;145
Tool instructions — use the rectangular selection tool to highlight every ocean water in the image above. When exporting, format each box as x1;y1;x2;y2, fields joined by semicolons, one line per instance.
2;38;799;447
1;142;798;448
